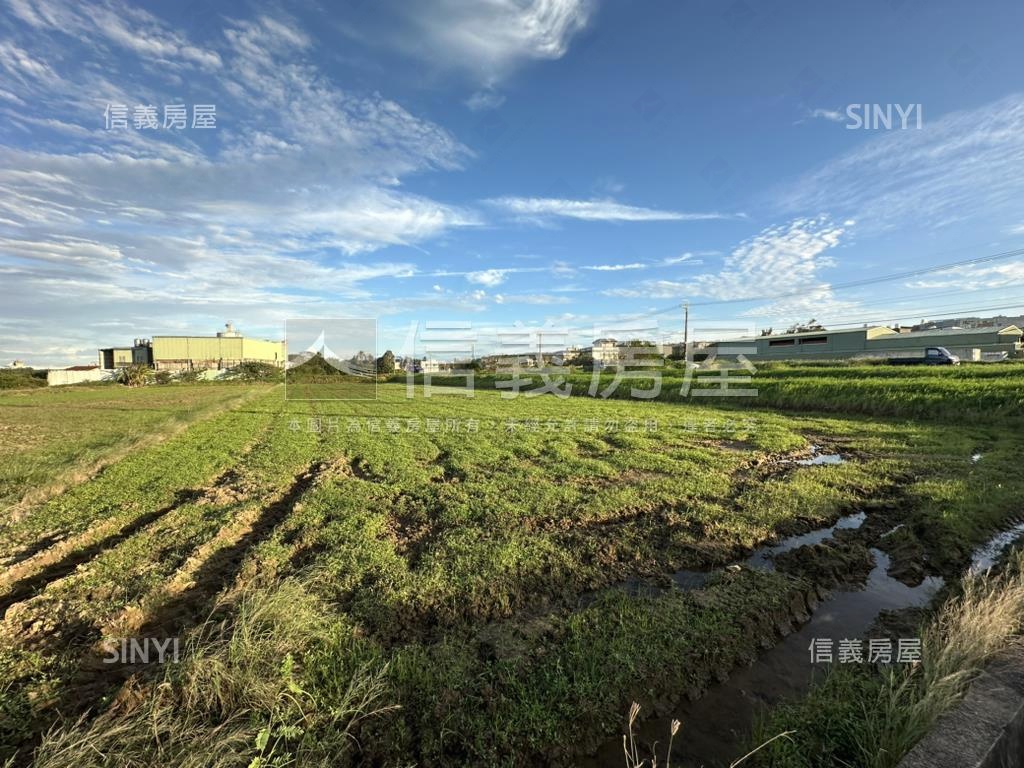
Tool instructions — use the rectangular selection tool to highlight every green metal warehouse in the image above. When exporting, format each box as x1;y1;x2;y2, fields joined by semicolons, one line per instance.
713;326;898;360
712;325;1023;361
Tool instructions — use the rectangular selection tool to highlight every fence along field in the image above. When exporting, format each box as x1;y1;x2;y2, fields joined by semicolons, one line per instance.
0;365;1022;767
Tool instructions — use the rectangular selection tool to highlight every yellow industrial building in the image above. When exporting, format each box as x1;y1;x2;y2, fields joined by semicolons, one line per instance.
99;324;285;371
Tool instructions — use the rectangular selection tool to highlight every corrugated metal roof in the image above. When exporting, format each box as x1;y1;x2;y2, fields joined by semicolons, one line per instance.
897;325;1022;338
717;326;894;342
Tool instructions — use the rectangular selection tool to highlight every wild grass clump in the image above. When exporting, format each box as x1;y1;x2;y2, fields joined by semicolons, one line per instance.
753;550;1024;767
621;701;794;768
855;554;1024;765
30;579;396;768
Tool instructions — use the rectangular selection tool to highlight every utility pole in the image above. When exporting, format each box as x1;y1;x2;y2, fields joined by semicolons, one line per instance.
537;331;543;366
683;301;690;350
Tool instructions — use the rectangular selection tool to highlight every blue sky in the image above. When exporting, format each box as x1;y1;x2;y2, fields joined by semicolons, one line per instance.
1;0;1023;364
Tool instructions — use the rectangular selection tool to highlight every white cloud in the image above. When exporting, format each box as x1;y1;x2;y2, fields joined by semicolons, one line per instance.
488;196;735;222
602;216;855;321
0;3;488;365
582;262;646;271
466;269;511;287
8;0;222;70
692;216;847;300
603;280;693;299
661;253;696;265
807;107;845;123
392;0;593;82
906;261;1024;291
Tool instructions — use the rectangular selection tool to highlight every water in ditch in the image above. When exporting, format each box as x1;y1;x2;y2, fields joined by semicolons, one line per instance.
577;516;1024;767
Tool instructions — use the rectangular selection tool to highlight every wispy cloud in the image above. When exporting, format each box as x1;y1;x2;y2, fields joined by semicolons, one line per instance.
603;280;694;299
389;0;593;82
804;107;845;123
906;261;1024;291
0;1;488;364
493;292;570;305
582;262;646;271
8;0;222;70
778;93;1024;233
602;216;854;321
692;216;848;300
465;87;506;111
487;196;736;223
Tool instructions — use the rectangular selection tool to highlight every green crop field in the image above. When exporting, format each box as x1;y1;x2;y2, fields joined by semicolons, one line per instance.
1;367;1023;767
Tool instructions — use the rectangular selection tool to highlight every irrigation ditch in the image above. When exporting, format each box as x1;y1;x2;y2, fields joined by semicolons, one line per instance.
575;447;1024;768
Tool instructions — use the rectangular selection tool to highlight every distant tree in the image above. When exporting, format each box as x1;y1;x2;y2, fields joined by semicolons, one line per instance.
0;368;47;389
229;361;282;381
376;349;396;375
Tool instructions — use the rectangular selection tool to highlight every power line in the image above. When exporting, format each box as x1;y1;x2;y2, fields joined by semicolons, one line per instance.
657;302;1024;341
628;247;1024;319
799;302;1024;329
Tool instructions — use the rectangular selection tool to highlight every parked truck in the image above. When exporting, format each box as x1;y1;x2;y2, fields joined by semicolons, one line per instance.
887;346;960;366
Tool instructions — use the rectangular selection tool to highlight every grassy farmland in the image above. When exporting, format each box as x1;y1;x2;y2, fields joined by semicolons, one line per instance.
1;366;1023;767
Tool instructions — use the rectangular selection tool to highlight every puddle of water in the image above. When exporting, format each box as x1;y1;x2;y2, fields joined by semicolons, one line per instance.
788;444;846;467
579;522;1024;768
795;453;844;466
579;550;943;768
666;513;866;592
969;521;1024;573
744;512;865;571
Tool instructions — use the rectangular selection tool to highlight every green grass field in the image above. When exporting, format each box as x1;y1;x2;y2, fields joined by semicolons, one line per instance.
1;367;1022;767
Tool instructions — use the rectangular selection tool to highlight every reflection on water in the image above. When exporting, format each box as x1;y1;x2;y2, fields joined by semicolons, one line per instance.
970;521;1024;574
579;518;1024;768
580;550;943;768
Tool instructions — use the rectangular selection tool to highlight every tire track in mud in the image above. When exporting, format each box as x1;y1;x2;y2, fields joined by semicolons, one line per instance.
0;456;344;768
0;488;203;619
2;385;268;525
107;456;349;639
46;457;349;724
0;413;281;623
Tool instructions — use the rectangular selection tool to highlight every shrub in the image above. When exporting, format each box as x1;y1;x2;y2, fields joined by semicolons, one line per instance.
228;362;282;382
177;368;205;384
116;364;154;388
0;368;47;389
376;350;396;375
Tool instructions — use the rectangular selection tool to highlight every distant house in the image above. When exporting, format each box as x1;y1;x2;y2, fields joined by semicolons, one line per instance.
553;346;581;365
590;338;620;368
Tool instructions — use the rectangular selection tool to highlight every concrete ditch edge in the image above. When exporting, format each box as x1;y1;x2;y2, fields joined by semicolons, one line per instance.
898;637;1024;768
